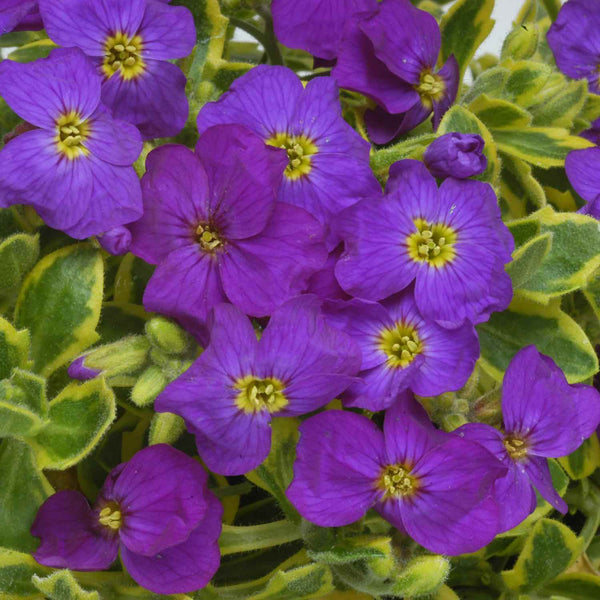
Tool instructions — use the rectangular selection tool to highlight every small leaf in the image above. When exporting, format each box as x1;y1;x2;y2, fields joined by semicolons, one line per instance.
504;60;552;107
0;546;50;598
30;378;116;470
543;573;600;600
559;436;600;480
462;66;510;104
8;39;56;62
248;564;334;600
32;570;100;600
500;153;546;218
0;316;29;380
506;233;552;289
113;254;155;305
502;518;583;592
308;537;391;566
530;77;588;128
14;244;104;377
0;369;47;438
0;233;39;300
469;95;532;129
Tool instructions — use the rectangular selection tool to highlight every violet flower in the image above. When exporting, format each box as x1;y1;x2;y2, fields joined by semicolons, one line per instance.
155;296;361;475
565;148;600;219
0;0;42;33
323;290;479;411
0;48;143;239
31;444;223;594
423;133;487;179
457;346;600;533
334;160;514;327
39;0;196;139
332;0;459;144
287;394;506;556
129;125;326;342
197;66;381;240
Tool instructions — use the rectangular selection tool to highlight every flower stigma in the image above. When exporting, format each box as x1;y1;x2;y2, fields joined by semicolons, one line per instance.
416;70;446;108
379;321;423;368
98;502;122;531
103;33;145;80
378;464;419;499
234;375;288;414
196;223;223;253
503;434;529;461
407;218;457;267
55;111;90;160
266;132;318;180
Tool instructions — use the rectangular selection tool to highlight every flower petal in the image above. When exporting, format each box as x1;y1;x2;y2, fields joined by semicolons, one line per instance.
524;456;568;514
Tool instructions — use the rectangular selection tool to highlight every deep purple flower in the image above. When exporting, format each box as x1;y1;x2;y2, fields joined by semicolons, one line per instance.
332;0;459;144
197;66;380;240
547;0;600;94
323;290;479;411
287;394;505;555
0;0;42;33
458;346;600;533
98;226;132;255
305;245;350;301
565;148;600;219
334;160;514;327
423;133;487;179
31;444;223;594
271;0;377;61
129;125;326;342
0;48;143;239
39;0;195;139
155;296;361;475
67;356;101;381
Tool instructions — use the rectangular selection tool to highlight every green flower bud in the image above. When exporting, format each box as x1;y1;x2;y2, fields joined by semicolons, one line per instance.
501;23;539;61
145;316;192;355
148;412;186;446
442;412;469;431
131;365;168;407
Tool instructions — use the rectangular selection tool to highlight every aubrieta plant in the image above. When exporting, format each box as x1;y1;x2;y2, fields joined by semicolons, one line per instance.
1;0;600;599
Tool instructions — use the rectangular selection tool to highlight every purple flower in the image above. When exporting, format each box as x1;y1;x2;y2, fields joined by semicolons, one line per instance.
271;0;377;60
332;0;459;144
98;226;132;255
322;290;479;411
580;117;600;146
129;125;326;342
0;48;143;239
423;133;487;179
334;160;514;327
197;66;380;240
31;444;223;594
155;296;361;475
547;0;600;94
39;0;195;139
0;0;42;33
458;346;600;533
67;356;101;381
305;245;350;301
565;148;600;219
287;394;506;555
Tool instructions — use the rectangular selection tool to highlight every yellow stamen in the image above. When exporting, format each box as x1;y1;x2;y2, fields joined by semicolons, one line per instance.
234;375;288;414
266;132;318;180
378;464;419;499
103;33;145;80
406;218;457;267
379;320;423;368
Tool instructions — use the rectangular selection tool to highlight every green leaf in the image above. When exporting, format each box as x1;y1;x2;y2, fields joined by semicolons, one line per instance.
583;267;600;324
492;126;593;168
477;295;599;383
32;570;100;600
113;254;154;305
559;435;600;480
0;370;47;438
8;39;56;62
468;95;532;129
462;66;510;104
439;0;495;81
438;105;499;184
0;439;52;552
504;60;552;107
0;546;49;598
30;378;116;470
0;316;29;380
0;233;39;299
500;153;546;218
530;78;588;128
543;573;600;600
308;537;391;565
247;564;334;600
502;519;583;592
14;244;104;377
506;233;552;289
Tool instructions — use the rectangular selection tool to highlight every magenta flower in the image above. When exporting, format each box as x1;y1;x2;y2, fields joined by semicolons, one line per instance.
287;394;506;556
197;66;380;240
334;160;514;327
0;48;142;239
458;346;600;533
129;125;326;342
565;148;600;219
31;445;222;594
423;133;487;179
0;0;42;33
155;296;361;475
332;0;459;144
39;0;195;139
323;290;479;411
547;0;600;94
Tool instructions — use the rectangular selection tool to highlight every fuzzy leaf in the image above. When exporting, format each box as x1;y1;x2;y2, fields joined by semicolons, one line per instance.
30;378;116;470
0;370;47;439
308;537;391;566
469;95;532;129
559;436;600;480
14;244;104;377
0;233;39;300
543;573;600;599
0;317;29;380
0;546;49;598
506;233;552;289
32;570;99;600
530;78;588;128
113;254;155;305
500;153;546;218
248;564;334;600
504;60;552;107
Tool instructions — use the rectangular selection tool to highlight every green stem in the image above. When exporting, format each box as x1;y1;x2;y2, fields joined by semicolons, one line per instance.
541;0;560;21
219;519;301;556
229;17;269;48
212;481;254;498
254;7;284;66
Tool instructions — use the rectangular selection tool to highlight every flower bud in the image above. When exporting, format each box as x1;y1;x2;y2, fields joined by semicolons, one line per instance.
131;365;168;407
423;133;487;179
145;316;192;355
98;226;132;256
149;412;186;446
501;22;539;61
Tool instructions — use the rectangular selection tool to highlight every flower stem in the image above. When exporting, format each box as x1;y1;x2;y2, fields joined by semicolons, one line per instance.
219;519;301;556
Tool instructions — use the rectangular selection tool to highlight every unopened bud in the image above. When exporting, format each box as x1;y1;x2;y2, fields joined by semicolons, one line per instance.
146;316;192;355
501;23;539;61
131;365;168;407
149;412;186;446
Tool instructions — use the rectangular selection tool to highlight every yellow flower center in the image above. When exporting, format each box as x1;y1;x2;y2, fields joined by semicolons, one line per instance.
196;223;223;253
379;321;423;368
406;218;457;267
266;132;318;180
378;464;419;499
55;111;90;160
416;70;446;108
234;375;288;414
98;502;122;531
503;434;529;461
103;33;145;80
